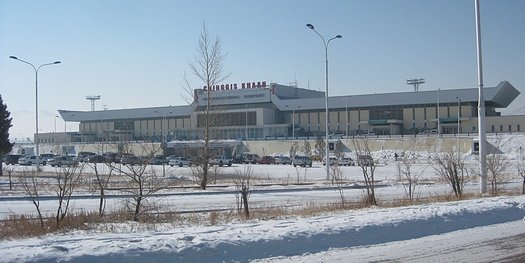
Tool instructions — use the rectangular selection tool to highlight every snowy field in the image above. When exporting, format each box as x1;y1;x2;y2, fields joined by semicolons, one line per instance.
1;196;524;262
1;134;525;262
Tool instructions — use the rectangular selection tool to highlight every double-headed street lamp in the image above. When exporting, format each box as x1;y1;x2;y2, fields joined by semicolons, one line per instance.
306;23;342;180
9;56;61;156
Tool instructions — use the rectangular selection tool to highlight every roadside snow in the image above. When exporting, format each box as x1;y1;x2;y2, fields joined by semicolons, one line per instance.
1;196;524;263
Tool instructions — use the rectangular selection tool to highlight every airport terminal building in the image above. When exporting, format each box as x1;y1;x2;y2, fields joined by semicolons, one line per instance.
46;80;523;144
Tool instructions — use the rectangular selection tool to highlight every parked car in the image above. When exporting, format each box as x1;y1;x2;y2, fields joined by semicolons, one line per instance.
242;153;260;164
357;155;374;166
166;155;181;163
49;155;79;167
258;156;275;165
87;154;105;163
3;154;22;165
209;155;233;167
232;154;244;164
169;157;192;167
102;152;118;163
274;156;291;165
39;153;56;163
120;154;143;165
418;129;438;135
77;152;97;162
18;155;46;166
322;156;338;166
149;155;168;165
339;157;355;166
233;153;259;164
292;156;312;167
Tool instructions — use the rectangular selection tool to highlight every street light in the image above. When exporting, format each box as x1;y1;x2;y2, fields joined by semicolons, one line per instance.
456;97;461;136
475;0;487;194
456;97;461;157
9;56;61;156
306;23;342;180
154;110;173;142
286;105;302;139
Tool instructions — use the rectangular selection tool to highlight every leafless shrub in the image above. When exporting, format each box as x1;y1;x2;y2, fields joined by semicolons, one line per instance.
18;169;45;228
87;162;116;216
352;137;378;206
485;153;510;196
430;148;468;199
314;137;326;160
234;165;253;219
302;140;312;157
516;160;525;195
396;152;425;204
2;165;16;190
331;164;346;206
289;141;299;160
108;144;165;221
54;164;84;227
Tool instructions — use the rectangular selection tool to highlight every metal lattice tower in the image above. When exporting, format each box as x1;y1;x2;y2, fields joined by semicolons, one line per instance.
86;95;101;111
407;78;425;92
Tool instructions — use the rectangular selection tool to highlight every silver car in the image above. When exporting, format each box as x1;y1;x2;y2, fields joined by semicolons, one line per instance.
49;156;79;167
18;155;46;166
292;156;312;167
169;157;192;167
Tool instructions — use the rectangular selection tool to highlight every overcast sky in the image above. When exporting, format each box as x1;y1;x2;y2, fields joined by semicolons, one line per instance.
1;0;524;140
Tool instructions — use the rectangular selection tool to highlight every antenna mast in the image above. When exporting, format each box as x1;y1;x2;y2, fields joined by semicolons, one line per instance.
86;95;101;111
406;78;425;92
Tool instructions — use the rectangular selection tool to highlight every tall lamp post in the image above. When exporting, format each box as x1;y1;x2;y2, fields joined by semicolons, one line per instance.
306;23;342;180
9;56;61;156
286;105;302;140
154;110;173;142
456;97;461;156
475;0;487;193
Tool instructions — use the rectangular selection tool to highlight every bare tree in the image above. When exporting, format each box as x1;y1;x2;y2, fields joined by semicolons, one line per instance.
88;161;116;216
108;144;164;221
331;163;346;206
54;165;83;227
430;148;468;199
289;141;299;160
184;22;230;190
85;144;117;216
518;160;525;195
2;165;16;190
485;153;510;196
19;169;45;227
314;136;326;161
396;152;425;203
353;137;378;205
334;140;344;159
302;140;312;157
234;165;253;219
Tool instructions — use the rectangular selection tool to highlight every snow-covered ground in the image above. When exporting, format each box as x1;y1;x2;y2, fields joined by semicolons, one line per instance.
1;134;525;262
1;196;524;262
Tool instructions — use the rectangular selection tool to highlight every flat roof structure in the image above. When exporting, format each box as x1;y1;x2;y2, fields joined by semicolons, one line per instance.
51;81;521;142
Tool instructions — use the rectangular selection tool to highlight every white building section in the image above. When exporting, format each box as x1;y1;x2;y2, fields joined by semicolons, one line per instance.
39;81;523;144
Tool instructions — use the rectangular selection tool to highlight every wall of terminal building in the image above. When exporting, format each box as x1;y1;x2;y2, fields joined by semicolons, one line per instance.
68;104;524;143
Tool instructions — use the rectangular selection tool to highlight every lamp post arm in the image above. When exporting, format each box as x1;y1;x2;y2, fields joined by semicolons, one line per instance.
9;56;61;155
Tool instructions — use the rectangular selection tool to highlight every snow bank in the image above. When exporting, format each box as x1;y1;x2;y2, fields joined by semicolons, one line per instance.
1;196;524;263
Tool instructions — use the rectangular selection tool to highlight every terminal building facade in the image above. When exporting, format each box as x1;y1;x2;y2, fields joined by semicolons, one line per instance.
44;80;523;144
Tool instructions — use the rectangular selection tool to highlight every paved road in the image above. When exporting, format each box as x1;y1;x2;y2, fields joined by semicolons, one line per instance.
260;220;525;263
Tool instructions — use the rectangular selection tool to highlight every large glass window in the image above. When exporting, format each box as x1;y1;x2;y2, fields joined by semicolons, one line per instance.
369;108;403;120
197;112;256;127
115;121;134;131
